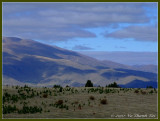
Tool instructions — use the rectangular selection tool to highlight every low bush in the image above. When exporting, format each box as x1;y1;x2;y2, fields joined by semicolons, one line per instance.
55;100;63;105
134;90;139;94
74;101;79;104
3;105;17;114
54;100;69;110
89;96;95;100
141;90;147;95
43;94;48;98
53;85;62;88
149;90;154;94
18;105;42;114
100;99;108;105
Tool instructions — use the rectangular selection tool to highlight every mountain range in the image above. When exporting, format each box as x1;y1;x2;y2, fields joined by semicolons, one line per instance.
2;37;158;88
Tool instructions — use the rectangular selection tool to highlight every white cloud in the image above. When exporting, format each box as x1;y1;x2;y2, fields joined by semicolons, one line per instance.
72;45;93;50
2;2;157;42
105;25;157;42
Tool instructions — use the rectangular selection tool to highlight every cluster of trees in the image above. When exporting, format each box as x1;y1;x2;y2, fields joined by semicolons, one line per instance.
85;80;120;88
84;80;154;88
106;82;120;88
53;85;62;88
146;86;153;88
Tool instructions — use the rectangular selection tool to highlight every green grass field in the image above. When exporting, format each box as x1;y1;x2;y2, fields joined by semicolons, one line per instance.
2;85;158;119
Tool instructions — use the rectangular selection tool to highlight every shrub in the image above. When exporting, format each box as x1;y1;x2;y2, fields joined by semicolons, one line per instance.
89;96;95;100
55;100;63;105
100;99;108;105
4;92;11;97
53;85;62;88
37;92;39;96
74;101;79;104
65;100;68;103
66;85;70;87
154;88;157;93
54;100;69;110
43;94;48;98
146;86;153;88
88;101;90;106
3;105;17;114
78;104;81;110
141;90;147;95
3;92;11;103
59;87;63;92
54;93;57;96
16;85;19;89
149;90;154;94
66;106;69;110
24;85;29;89
18;105;42;114
134;90;139;94
99;89;103;94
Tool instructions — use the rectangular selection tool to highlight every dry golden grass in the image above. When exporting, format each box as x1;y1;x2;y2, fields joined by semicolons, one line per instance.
3;86;157;119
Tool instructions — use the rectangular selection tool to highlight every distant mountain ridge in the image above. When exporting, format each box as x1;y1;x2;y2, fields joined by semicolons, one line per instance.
119;80;157;88
2;37;158;88
101;60;157;74
131;65;157;74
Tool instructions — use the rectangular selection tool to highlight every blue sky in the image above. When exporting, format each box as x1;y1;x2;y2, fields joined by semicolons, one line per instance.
2;2;158;65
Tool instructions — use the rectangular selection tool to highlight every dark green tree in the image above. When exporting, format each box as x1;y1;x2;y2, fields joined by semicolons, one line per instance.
85;80;93;87
106;82;120;88
59;87;63;92
53;85;62;88
146;86;153;88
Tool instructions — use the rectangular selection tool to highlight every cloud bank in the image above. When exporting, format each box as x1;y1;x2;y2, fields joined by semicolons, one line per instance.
105;25;157;42
2;2;157;42
72;45;93;50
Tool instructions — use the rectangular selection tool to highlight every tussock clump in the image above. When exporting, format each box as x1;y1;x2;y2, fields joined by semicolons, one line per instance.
43;94;48;98
141;90;147;95
100;99;108;105
78;104;81;110
89;96;95;100
55;100;63;105
74;101;79;104
134;90;139;94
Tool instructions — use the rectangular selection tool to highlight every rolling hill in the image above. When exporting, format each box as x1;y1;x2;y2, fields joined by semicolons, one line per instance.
2;37;158;88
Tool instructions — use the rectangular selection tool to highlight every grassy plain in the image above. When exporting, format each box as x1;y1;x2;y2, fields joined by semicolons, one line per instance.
2;85;157;119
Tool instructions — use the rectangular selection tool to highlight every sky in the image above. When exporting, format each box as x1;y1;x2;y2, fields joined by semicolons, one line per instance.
2;2;158;65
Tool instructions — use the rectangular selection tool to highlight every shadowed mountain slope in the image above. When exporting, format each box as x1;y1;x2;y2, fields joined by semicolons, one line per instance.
2;37;157;88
